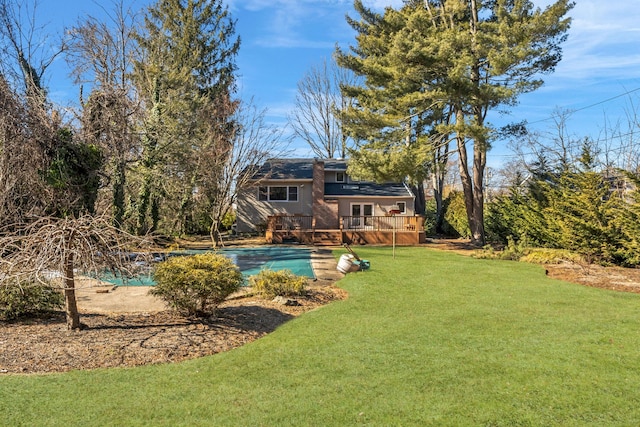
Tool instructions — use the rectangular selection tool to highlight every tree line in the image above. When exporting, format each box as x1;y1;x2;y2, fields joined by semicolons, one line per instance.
0;0;284;239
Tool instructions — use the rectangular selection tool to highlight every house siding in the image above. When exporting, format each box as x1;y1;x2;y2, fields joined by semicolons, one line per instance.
337;197;415;217
236;180;312;233
313;160;340;229
236;158;418;236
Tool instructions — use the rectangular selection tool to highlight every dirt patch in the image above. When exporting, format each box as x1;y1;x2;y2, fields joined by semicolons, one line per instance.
544;263;640;293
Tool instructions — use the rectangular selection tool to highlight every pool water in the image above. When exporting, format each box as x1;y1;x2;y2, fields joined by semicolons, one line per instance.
100;246;315;287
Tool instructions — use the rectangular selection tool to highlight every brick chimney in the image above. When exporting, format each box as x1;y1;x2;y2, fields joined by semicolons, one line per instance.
312;159;338;229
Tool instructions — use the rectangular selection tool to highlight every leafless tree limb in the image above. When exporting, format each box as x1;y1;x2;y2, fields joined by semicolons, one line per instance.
0;213;151;329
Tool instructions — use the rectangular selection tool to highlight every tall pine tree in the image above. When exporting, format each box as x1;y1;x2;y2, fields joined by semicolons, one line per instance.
133;0;240;235
337;0;573;244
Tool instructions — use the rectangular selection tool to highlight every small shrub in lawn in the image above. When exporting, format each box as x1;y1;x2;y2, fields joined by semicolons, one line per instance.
0;280;64;320
248;269;307;299
520;248;584;265
151;253;243;317
476;236;530;261
499;235;530;261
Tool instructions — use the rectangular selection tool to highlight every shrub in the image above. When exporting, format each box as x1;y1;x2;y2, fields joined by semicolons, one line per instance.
423;199;437;236
520;248;584;265
150;253;243;317
442;191;470;238
221;211;236;230
0;280;64;320
499;235;530;261
474;236;530;261
248;269;307;299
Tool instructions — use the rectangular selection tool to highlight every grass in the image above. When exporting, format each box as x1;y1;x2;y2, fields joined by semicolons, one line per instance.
3;246;640;426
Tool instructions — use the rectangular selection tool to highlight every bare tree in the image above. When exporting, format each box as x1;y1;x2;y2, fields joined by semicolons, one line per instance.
207;99;290;246
288;57;356;159
0;0;62;223
0;214;150;330
0;73;55;225
508;109;587;177
0;0;65;105
66;1;143;227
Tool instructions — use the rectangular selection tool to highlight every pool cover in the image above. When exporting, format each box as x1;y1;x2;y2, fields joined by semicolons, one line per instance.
100;246;315;286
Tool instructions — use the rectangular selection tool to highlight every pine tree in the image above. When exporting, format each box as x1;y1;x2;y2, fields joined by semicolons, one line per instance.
133;0;240;235
337;0;573;244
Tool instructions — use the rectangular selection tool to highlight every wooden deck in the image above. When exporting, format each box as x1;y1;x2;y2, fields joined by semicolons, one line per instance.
265;215;426;245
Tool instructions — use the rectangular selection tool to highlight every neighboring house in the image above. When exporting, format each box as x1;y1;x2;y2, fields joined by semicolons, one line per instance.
236;158;425;245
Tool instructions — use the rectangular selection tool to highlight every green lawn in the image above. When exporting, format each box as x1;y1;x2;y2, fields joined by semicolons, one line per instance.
2;247;640;426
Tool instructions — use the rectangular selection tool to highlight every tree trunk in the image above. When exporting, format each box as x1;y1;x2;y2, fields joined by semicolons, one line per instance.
137;174;151;235
412;181;426;216
64;252;81;330
432;173;445;233
470;139;486;245
466;0;486;247
112;159;126;227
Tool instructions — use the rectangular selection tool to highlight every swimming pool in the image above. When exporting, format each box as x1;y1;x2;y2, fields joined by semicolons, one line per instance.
100;246;315;286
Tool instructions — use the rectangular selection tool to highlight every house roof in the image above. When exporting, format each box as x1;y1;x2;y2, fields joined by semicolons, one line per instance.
251;158;317;180
251;158;414;198
325;182;413;198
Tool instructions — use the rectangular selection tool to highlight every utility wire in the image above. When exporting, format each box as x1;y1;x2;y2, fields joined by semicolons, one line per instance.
525;86;640;125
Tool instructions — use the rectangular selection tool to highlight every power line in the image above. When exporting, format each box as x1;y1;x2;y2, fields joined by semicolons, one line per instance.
525;86;640;126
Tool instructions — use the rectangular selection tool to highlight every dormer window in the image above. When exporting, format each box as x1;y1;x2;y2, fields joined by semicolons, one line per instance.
336;172;345;182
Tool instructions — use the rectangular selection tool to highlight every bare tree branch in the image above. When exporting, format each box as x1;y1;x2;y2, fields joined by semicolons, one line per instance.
0;213;151;329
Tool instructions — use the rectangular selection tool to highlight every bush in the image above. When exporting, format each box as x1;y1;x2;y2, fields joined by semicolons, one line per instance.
423;199;438;236
474;236;530;261
442;191;470;238
150;253;243;317
248;269;307;299
221;211;236;230
0;280;64;320
520;248;584;265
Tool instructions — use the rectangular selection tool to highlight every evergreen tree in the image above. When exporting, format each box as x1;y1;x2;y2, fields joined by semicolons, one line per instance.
338;0;573;244
616;172;640;266
133;0;240;235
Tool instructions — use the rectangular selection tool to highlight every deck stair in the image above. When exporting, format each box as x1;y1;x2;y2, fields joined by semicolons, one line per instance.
312;230;342;246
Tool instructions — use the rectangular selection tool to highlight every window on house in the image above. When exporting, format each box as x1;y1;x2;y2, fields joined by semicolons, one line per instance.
258;186;298;202
397;202;406;214
288;186;298;201
258;186;268;201
336;172;345;182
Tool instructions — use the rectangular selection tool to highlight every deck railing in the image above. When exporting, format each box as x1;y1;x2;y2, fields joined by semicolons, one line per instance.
340;215;423;231
267;215;314;231
266;215;423;232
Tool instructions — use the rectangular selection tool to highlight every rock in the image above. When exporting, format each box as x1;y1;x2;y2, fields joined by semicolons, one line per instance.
272;296;300;306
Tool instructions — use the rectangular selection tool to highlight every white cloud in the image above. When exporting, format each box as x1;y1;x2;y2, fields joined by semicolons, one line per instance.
361;0;403;9
555;0;640;81
234;0;354;50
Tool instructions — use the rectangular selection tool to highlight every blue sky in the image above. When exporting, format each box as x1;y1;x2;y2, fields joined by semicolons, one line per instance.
42;0;640;169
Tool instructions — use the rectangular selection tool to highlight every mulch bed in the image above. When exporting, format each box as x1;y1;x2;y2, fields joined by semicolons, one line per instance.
0;285;347;374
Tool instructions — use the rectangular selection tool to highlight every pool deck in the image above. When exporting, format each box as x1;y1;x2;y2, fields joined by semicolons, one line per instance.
75;246;344;314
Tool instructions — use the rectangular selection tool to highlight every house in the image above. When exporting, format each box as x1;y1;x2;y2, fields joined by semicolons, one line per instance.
236;158;425;245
